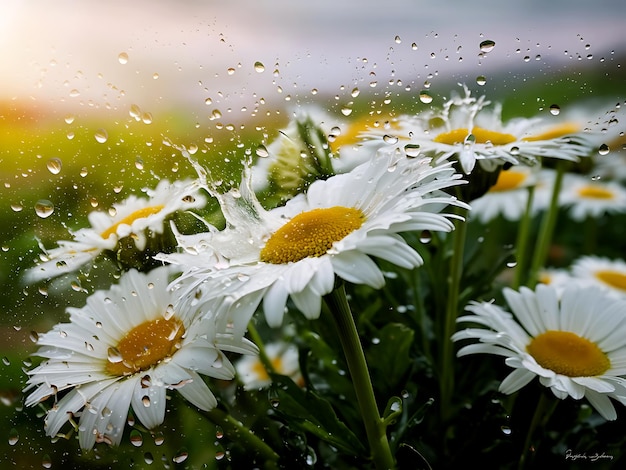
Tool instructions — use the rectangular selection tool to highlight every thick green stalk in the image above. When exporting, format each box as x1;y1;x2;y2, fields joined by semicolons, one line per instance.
205;407;279;466
528;163;566;287
324;284;396;470
440;206;468;422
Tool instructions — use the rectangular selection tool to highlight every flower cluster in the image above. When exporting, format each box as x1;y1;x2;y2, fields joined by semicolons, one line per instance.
21;86;626;468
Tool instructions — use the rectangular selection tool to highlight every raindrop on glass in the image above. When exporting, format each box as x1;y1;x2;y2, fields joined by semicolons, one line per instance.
479;40;496;53
64;114;75;124
118;52;129;64
549;104;560;116
598;144;610;155
130;429;143;447
476;75;487;86
46;158;62;175
255;145;269;158
8;428;19;446
419;91;433;104
501;426;512;435
254;61;265;73
383;134;399;145
107;347;123;364
34;200;54;219
173;450;189;464
94;129;108;143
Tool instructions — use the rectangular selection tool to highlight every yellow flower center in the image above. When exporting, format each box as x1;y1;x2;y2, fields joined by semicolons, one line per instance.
106;317;185;376
260;206;366;264
489;169;528;192
251;356;284;382
329;114;397;153
101;205;165;239
433;126;517;146
577;185;615;200
526;330;610;377
595;270;626;291
522;122;580;141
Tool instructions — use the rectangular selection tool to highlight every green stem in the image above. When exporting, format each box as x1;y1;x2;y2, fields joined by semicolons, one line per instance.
528;163;566;287
512;185;535;289
440;205;468;422
246;322;276;375
204;407;279;465
518;392;558;470
324;284;395;470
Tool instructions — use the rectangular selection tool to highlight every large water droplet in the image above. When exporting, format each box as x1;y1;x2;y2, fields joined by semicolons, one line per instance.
383;134;399;144
130;430;143;447
598;144;610;155
107;347;123;364
255;145;269;158
479;40;496;53
549;104;560;116
404;143;421;158
94;129;108;143
118;52;129;64
173;450;189;464
34;200;54;219
419;91;433;104
476;75;487;86
46;158;62;175
254;61;265;73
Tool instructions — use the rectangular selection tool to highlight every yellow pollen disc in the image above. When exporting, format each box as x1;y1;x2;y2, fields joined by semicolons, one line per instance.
522;122;580;142
577;185;615;200
260;206;366;264
595;270;626;291
101;205;165;239
251;356;284;382
329;114;397;153
106;317;185;376
489;170;528;192
433;126;517;146
526;330;610;377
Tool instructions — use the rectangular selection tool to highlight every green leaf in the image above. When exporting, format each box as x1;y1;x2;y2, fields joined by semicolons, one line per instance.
367;323;415;393
268;374;367;456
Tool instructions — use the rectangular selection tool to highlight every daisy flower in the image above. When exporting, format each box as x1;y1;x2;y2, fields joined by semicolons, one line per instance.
235;341;303;391
164;153;467;332
24;179;206;283
360;85;593;174
452;284;626;420
24;267;256;449
558;172;626;221
469;165;538;223
570;256;626;299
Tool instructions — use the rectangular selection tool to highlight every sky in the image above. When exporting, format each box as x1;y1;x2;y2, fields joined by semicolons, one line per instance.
1;0;625;120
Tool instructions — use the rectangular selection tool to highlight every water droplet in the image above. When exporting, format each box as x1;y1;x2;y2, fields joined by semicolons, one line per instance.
506;255;517;268
173;450;189;464
549;104;560;116
11;202;23;212
34;200;54;219
341;106;353;116
419;230;432;243
64;114;75;124
135;158;144;170
254;61;265;73
94;129;108;143
476;75;487;86
215;426;224;439
144;452;154;464
255;145;269;158
227;67;236;75
598;144;610;155
419;91;433;104
141;112;153;124
8;428;19;446
42;454;52;469
130;429;143;447
351;87;360;98
479;40;496;53
404;143;421;157
118;52;129;64
270;398;280;408
107;347;123;364
142;396;151;407
69;89;80;97
46;158;62;175
501;425;512;435
383;134;399;145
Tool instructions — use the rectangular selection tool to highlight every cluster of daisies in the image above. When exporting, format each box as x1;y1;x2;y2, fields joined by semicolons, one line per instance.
23;85;626;450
